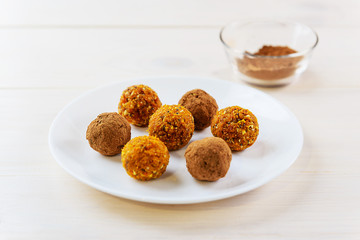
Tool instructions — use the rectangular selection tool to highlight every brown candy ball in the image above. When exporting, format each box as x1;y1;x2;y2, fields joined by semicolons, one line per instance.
185;137;232;181
86;112;131;156
178;89;218;130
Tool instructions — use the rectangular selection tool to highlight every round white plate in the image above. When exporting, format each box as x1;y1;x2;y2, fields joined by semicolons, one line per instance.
49;76;303;204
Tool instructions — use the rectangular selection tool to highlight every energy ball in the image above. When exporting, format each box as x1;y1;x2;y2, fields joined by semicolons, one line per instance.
86;112;131;156
118;84;162;127
185;137;232;181
178;89;218;130
211;106;259;151
148;104;194;151
121;136;170;181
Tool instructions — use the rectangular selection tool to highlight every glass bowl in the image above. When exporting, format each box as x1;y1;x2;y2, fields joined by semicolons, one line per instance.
220;20;319;86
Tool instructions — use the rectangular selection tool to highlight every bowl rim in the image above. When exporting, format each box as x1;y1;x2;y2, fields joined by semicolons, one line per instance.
219;20;319;58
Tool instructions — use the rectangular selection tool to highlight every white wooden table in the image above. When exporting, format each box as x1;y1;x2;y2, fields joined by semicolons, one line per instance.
1;1;359;239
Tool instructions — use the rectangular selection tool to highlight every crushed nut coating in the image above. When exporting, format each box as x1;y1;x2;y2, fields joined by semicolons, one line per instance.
148;104;195;151
211;106;259;151
118;84;162;127
121;135;169;181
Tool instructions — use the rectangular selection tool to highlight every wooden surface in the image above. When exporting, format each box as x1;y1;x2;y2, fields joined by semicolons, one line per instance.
1;1;359;239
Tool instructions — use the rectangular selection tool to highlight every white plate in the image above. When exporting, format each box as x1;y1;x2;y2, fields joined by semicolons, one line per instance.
49;76;303;204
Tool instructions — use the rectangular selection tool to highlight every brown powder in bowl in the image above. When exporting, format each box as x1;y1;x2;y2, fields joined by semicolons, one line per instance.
254;45;297;56
237;45;303;80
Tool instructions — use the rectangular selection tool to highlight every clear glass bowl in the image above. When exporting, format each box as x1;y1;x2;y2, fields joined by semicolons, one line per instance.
220;21;319;86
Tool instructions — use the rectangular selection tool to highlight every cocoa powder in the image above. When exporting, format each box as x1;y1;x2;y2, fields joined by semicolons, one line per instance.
237;45;303;80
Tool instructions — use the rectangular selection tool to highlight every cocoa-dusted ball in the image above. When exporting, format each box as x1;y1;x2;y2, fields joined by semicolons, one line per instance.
86;112;131;156
211;106;259;151
148;104;194;151
118;84;162;127
185;137;232;181
179;89;218;130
